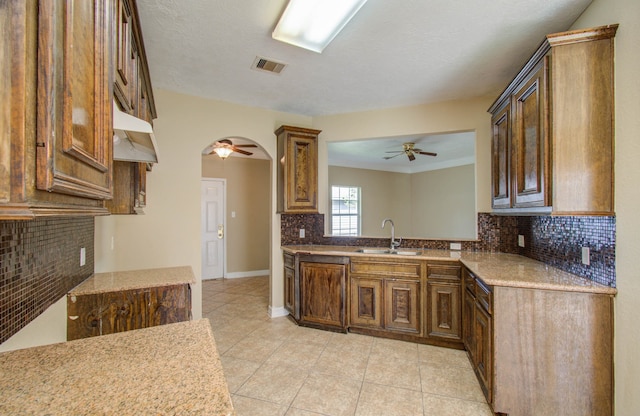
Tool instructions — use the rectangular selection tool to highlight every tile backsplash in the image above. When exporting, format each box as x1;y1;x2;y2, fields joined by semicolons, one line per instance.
281;212;615;287
0;217;94;344
516;215;615;287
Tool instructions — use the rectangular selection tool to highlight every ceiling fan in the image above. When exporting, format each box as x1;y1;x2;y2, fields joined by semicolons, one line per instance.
209;139;257;159
384;142;437;161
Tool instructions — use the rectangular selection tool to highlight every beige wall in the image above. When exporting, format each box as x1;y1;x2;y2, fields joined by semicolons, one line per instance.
411;164;476;239
202;157;270;274
329;164;476;239
571;1;640;414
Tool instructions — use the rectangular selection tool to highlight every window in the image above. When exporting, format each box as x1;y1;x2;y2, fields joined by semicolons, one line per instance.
331;186;360;236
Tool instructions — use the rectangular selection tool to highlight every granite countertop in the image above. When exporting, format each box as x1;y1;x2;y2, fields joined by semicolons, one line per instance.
282;245;616;295
69;266;196;295
0;319;235;415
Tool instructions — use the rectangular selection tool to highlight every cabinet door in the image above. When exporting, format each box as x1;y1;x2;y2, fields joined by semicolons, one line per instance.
286;134;317;212
512;58;549;208
491;100;511;208
148;284;192;326
67;293;103;340
114;0;133;112
284;266;296;315
462;288;476;358
427;282;461;341
36;0;113;200
300;262;346;329
350;276;383;329
384;279;420;334
474;303;493;402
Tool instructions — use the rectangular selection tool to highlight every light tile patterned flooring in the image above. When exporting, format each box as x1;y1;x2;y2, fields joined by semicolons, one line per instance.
203;276;493;416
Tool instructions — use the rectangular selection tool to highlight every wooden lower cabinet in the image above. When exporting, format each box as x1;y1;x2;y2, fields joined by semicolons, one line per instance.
68;284;191;341
299;256;348;332
462;266;613;415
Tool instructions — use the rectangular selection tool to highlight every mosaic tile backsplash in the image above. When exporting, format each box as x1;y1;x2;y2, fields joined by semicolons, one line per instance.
0;217;94;343
281;212;615;287
516;216;616;287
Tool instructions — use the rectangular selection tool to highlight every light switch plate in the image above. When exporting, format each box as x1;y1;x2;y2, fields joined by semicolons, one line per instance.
518;235;525;247
299;229;305;238
80;247;86;266
450;242;462;251
582;247;590;265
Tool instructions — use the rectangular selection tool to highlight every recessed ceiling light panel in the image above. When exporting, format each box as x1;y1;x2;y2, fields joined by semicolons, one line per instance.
272;0;368;53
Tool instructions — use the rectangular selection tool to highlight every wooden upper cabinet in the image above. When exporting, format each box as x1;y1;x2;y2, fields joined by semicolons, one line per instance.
0;0;113;218
36;0;113;200
488;24;617;215
276;125;320;213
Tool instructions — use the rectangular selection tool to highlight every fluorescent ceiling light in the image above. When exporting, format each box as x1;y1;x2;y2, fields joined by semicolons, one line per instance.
272;0;368;53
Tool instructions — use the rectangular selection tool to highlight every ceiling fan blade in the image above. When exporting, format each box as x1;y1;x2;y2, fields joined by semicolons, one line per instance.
232;147;253;156
383;153;403;160
385;150;403;154
234;144;257;148
407;152;416;161
417;151;437;157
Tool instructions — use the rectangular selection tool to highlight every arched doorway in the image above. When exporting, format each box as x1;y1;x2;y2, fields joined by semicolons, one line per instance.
200;137;272;282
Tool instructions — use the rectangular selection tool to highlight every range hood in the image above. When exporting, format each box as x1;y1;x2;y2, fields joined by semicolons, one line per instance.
113;101;159;163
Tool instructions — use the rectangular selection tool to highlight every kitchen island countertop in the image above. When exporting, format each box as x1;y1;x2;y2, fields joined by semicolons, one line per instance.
0;319;235;415
282;245;616;295
69;265;196;295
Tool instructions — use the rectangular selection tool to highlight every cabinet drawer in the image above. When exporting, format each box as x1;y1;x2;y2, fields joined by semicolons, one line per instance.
284;253;295;268
428;263;461;282
351;259;421;278
476;279;492;314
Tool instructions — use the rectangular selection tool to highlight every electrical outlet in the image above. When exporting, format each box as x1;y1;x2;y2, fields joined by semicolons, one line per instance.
299;229;305;238
80;247;86;266
450;242;462;251
582;247;590;265
518;235;525;247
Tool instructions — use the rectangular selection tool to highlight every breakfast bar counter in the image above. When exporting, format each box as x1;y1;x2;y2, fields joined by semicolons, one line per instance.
0;319;235;415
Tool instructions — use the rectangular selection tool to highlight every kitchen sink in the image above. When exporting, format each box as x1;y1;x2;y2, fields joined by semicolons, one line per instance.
355;248;391;254
355;248;422;256
391;250;422;256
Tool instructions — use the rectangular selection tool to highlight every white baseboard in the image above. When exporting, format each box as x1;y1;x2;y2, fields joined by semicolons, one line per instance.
269;306;289;318
224;269;270;279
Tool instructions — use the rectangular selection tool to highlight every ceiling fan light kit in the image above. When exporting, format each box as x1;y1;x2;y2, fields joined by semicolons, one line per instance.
210;138;257;160
384;142;437;162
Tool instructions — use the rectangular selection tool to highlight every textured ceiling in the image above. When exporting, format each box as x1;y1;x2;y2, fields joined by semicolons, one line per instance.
137;0;592;117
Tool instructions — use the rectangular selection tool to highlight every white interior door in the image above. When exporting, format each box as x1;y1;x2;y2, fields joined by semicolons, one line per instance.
201;179;225;280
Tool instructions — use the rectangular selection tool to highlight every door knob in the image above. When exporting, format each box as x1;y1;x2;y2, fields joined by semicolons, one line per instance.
217;224;224;239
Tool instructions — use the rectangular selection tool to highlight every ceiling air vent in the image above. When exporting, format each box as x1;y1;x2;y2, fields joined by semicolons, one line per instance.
252;56;286;74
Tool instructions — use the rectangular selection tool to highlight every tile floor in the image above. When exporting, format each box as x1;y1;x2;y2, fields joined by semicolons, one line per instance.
203;276;494;416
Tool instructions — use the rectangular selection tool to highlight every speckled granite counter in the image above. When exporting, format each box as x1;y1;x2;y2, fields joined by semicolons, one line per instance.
282;245;616;295
69;266;196;295
0;319;235;415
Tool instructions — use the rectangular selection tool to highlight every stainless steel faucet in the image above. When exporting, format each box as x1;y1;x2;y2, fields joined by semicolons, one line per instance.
381;218;402;250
